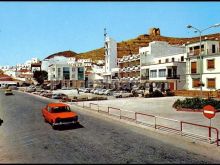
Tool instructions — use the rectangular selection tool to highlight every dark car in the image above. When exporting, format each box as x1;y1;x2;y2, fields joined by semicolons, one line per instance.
51;93;68;99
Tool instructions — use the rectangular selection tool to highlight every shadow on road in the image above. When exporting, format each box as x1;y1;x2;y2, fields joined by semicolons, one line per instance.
55;123;84;131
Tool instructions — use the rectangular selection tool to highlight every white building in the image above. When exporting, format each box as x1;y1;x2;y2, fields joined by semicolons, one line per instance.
185;39;220;91
102;36;118;88
41;56;69;72
140;41;186;91
48;63;85;89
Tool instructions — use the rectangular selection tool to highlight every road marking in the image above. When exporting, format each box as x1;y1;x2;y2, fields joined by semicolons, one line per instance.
204;110;215;114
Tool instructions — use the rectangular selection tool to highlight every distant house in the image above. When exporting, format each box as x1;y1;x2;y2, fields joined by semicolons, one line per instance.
0;74;17;88
31;62;41;73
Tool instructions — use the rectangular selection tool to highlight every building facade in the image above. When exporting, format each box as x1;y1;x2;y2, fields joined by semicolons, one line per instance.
140;41;186;91
185;39;220;91
102;36;118;88
118;54;140;90
48;63;85;89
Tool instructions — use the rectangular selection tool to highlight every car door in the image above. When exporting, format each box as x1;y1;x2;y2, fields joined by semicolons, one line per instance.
43;106;52;122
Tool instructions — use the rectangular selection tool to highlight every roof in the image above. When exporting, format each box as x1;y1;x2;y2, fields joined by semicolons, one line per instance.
0;74;13;81
44;50;78;60
31;63;41;67
18;69;30;73
47;102;68;107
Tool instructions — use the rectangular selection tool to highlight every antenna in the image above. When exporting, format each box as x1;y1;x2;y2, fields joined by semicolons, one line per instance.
104;28;107;39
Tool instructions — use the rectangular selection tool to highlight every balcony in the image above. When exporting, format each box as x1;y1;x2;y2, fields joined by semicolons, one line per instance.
141;75;149;80
126;67;131;72
188;48;220;57
112;76;119;80
134;65;140;71
166;74;180;79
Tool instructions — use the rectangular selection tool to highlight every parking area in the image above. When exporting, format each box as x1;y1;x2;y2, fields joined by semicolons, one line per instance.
43;89;220;130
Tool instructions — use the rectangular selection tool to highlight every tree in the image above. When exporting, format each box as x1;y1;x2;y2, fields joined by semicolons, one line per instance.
33;70;48;85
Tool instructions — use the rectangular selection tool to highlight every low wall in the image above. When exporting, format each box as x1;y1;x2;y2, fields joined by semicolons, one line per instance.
174;90;220;98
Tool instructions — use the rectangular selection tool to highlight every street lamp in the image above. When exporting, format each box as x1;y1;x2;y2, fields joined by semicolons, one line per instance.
187;23;220;98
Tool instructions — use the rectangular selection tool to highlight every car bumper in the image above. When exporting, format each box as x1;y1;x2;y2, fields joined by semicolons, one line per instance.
53;121;79;126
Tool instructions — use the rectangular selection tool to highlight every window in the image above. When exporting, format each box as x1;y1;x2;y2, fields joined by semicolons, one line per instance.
150;70;157;78
159;69;166;77
58;68;61;77
212;45;216;53
172;58;175;62
207;78;216;88
192;78;200;88
207;59;215;69
78;67;84;80
165;58;169;63
181;56;184;62
158;60;161;64
191;61;197;74
63;67;70;80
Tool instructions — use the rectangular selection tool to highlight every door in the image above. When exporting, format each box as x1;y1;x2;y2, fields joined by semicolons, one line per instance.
169;82;175;91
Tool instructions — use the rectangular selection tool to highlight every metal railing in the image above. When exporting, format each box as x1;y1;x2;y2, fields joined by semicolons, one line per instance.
71;101;219;146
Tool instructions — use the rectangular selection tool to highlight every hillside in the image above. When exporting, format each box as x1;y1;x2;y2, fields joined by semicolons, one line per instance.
44;50;78;60
43;28;220;61
77;29;220;60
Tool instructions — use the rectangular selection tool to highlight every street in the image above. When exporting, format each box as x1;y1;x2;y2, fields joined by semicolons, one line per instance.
0;89;219;163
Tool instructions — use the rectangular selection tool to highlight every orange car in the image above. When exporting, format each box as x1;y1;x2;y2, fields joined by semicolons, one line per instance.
42;102;78;129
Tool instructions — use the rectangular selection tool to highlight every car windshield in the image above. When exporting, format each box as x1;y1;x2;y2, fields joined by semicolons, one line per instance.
51;106;71;113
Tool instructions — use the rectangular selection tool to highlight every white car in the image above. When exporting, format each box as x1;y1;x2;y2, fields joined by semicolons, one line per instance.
98;89;106;95
113;91;133;98
104;89;114;96
94;89;101;95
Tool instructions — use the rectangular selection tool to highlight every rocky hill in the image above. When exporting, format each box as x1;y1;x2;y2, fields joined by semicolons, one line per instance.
44;28;220;61
78;28;220;60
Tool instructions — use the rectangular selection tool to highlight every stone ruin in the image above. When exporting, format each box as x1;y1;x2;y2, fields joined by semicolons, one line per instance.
149;28;160;36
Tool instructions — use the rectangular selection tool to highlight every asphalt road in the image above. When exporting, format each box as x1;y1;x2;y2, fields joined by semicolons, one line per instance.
0;89;219;163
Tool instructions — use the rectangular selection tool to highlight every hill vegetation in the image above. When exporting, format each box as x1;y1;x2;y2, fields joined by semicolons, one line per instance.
77;32;220;61
44;28;220;61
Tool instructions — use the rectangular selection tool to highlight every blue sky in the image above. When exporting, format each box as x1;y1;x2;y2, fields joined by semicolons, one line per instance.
0;2;220;66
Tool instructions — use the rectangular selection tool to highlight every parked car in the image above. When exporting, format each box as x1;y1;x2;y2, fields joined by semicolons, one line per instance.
90;88;96;93
42;102;79;129
104;89;114;96
84;88;92;93
78;88;85;92
94;88;101;95
113;91;133;98
98;89;106;95
51;93;68;99
5;89;13;95
8;86;18;90
26;86;36;92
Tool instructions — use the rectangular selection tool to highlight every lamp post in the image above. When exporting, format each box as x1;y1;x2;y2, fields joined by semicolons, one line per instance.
187;23;220;98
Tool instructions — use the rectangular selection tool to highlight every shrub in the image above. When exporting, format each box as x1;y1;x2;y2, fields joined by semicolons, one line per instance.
173;97;220;110
149;90;164;97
